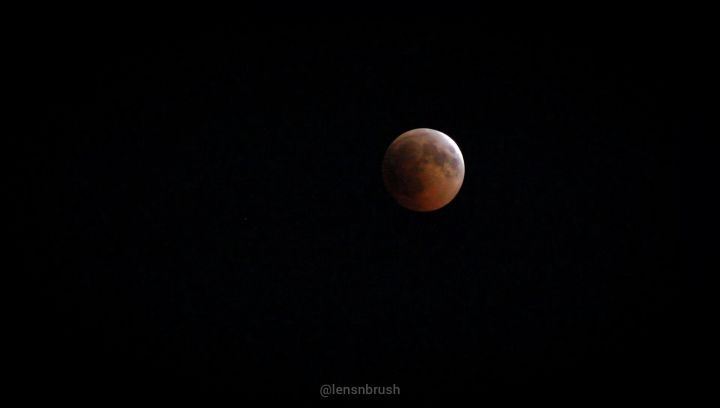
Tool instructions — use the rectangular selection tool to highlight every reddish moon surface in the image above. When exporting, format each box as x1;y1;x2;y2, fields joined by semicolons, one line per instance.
382;128;465;212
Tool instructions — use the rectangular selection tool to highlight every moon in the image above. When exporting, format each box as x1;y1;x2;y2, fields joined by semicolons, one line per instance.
382;128;465;212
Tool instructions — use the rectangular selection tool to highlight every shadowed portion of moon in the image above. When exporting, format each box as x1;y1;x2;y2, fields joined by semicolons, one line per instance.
383;139;425;197
382;128;465;212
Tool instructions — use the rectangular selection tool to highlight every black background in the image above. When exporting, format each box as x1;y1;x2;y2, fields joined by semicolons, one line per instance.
34;17;712;399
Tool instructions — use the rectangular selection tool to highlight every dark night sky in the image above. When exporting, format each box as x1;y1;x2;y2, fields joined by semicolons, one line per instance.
32;18;712;399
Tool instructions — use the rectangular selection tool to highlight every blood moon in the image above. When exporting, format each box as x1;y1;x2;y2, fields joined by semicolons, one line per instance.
382;128;465;212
